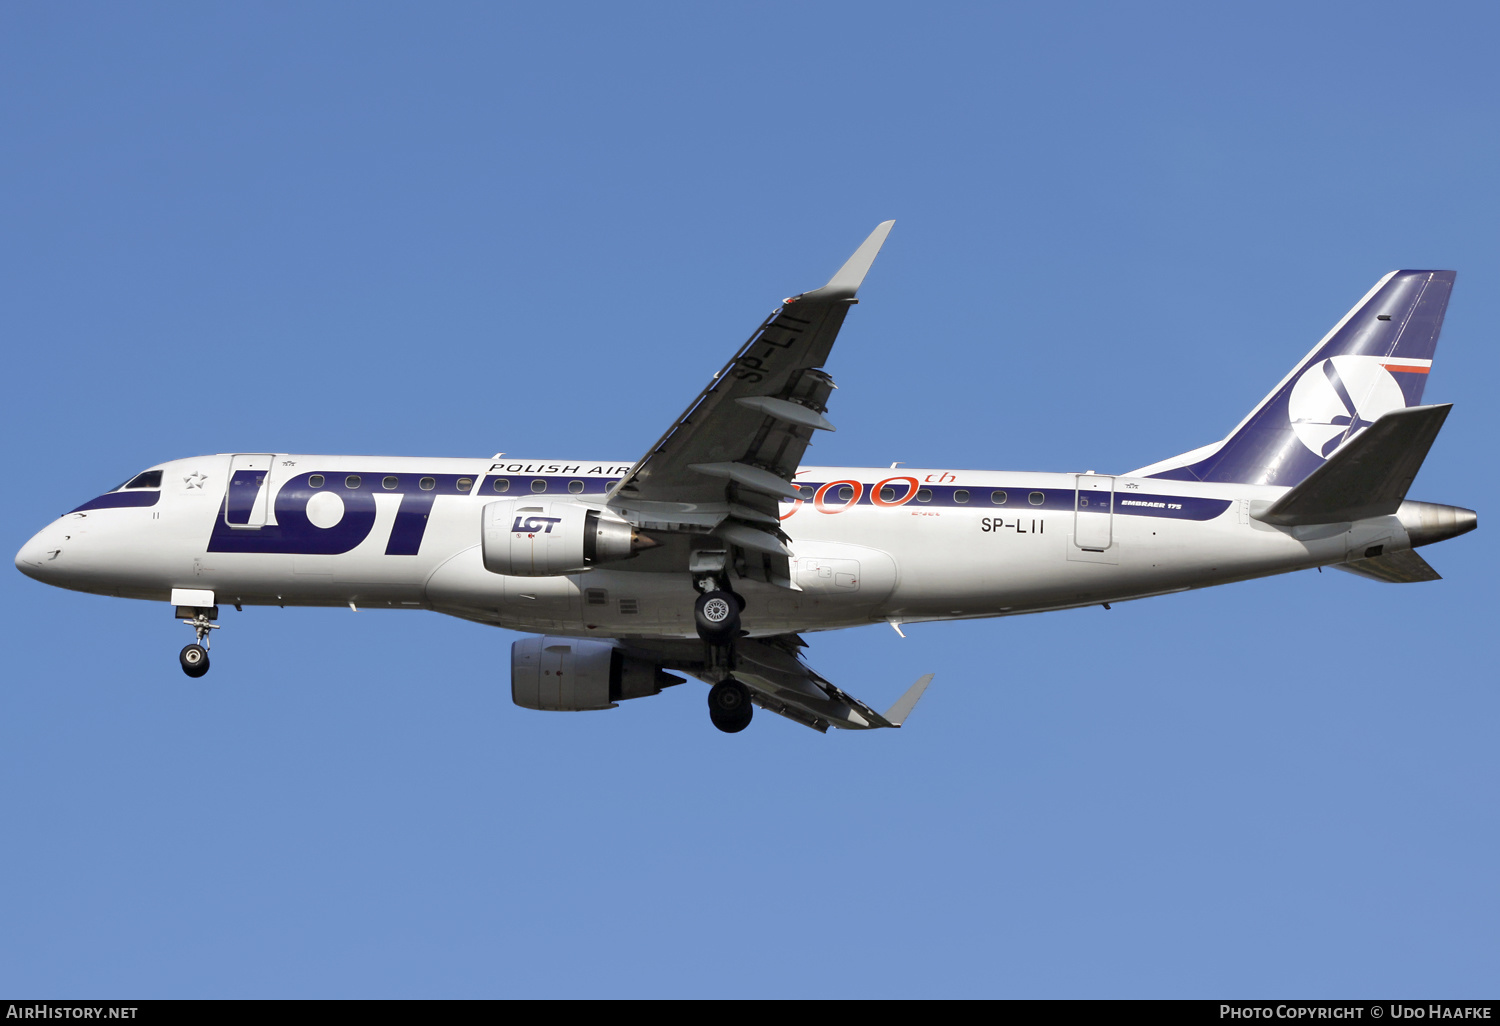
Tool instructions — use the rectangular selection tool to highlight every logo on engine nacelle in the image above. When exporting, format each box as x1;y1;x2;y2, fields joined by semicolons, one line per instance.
513;516;563;535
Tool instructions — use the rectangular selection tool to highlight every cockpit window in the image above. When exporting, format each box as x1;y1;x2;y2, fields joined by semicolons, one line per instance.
123;470;162;490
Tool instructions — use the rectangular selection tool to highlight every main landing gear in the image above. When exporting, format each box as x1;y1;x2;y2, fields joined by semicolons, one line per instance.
177;605;219;678
694;588;742;644
707;679;752;733
692;563;752;733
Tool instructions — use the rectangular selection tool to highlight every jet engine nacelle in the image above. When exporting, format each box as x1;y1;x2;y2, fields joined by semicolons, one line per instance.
481;500;655;577
511;636;684;711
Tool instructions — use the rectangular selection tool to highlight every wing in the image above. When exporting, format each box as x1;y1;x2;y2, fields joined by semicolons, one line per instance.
606;222;894;585
624;632;933;733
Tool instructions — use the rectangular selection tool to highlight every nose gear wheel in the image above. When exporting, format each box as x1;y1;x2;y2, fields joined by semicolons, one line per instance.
180;644;210;678
177;606;220;678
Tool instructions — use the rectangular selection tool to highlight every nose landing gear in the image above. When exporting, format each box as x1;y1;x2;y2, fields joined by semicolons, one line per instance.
180;643;209;678
176;605;219;678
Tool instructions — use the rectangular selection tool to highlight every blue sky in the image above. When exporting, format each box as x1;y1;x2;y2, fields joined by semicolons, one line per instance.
2;2;1496;997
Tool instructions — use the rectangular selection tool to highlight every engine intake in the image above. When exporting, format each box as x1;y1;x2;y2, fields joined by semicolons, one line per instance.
511;636;684;711
482;500;656;577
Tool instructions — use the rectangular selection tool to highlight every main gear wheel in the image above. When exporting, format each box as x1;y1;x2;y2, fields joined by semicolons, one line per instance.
694;590;740;644
708;678;753;733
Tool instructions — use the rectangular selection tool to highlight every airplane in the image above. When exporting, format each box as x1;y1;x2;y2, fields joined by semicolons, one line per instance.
13;222;1478;734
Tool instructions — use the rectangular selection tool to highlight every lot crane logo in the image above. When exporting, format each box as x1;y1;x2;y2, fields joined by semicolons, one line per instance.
1288;355;1405;458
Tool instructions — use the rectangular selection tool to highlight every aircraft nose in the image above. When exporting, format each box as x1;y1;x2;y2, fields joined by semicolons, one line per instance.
15;524;62;582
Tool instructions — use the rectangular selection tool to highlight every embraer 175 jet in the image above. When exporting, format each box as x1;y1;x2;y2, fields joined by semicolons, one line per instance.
14;223;1478;733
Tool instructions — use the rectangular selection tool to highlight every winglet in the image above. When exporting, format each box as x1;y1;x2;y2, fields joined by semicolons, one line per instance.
799;220;895;301
883;673;934;727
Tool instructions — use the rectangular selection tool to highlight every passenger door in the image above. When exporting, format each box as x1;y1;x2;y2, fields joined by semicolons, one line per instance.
1074;474;1114;552
224;454;275;528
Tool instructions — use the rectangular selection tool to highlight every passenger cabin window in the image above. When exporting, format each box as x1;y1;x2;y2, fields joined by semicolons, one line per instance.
124;470;162;490
383;476;399;490
991;490;1008;505
1029;491;1045;505
916;488;932;502
879;486;897;502
457;478;473;492
345;475;361;489
568;480;584;494
309;475;325;488
954;489;970;503
531;479;547;493
493;478;510;493
835;484;853;501
419;477;435;491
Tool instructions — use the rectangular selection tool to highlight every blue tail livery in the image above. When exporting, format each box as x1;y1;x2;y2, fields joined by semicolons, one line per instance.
1133;270;1455;487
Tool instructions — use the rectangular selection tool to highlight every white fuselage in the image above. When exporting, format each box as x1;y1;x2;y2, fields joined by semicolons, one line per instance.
15;453;1409;639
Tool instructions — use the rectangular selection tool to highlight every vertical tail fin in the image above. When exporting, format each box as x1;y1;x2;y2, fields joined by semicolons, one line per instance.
1133;270;1455;487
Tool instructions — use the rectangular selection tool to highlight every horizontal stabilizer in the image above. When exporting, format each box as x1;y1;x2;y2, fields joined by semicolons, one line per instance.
1255;404;1451;526
1331;548;1442;583
883;673;934;726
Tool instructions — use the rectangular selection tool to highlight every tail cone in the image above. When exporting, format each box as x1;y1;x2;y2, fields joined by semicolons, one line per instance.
1398;501;1478;548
